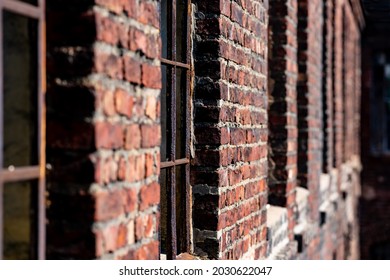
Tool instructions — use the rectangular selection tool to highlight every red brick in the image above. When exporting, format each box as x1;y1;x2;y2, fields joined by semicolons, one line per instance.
141;63;161;89
124;124;141;149
136;241;159;260
95;122;124;149
94;190;124;221
118;156;126;181
145;96;157;121
135;214;154;240
122;188;138;213
114;88;134;118
124;56;141;84
145;153;156;177
126;154;146;183
122;0;138;18
138;1;159;28
95;52;123;80
96;13;119;45
102;224;119;252
141;124;161;148
139;182;160;210
102;89;116;116
117;224;128;249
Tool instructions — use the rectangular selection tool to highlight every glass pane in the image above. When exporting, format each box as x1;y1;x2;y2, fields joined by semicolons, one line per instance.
3;180;38;259
176;0;188;64
3;11;39;168
176;68;187;159
10;0;38;6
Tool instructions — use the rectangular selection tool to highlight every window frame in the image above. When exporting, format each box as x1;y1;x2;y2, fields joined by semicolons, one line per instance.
159;0;192;260
0;0;46;260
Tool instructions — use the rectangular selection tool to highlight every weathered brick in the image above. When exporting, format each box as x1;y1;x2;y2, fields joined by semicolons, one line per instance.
95;122;124;149
114;88;134;118
46;0;363;262
140;182;160;211
193;0;269;260
126;154;146;183
124;56;142;84
141;124;161;148
94;190;124;221
46;0;162;261
141;63;161;89
135;214;154;240
124;124;141;149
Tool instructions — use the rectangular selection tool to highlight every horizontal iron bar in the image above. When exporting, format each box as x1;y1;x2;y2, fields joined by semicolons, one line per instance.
161;158;189;169
1;165;40;183
161;58;190;70
2;0;42;19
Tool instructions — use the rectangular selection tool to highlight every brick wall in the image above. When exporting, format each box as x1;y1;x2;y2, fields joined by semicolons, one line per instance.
46;0;161;259
297;0;323;222
268;0;298;241
43;0;364;260
322;0;334;173
333;0;345;170
192;0;269;259
342;6;360;163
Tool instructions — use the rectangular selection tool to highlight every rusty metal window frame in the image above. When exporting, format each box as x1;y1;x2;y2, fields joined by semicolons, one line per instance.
160;0;192;260
0;0;46;260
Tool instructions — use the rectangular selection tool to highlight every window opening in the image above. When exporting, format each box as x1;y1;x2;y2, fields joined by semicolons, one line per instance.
159;0;191;260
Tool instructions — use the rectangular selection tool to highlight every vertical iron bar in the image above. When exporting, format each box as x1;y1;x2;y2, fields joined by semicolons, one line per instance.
0;3;4;260
184;0;191;253
166;0;177;260
38;0;45;260
165;0;171;260
170;0;177;259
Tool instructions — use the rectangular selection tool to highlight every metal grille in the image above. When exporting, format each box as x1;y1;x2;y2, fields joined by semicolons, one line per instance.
0;0;46;259
160;0;191;260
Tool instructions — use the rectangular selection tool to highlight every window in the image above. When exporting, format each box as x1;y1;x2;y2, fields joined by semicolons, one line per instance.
370;52;390;155
159;0;191;259
0;0;45;259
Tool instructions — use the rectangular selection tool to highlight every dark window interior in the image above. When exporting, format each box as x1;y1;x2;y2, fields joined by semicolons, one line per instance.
3;180;38;259
370;241;390;260
0;0;45;260
2;10;39;260
370;52;390;155
159;0;191;259
3;11;38;169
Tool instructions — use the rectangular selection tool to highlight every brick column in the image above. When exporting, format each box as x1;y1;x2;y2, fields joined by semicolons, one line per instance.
322;0;335;173
297;0;323;221
192;0;269;259
46;0;161;259
333;0;344;171
268;0;298;240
